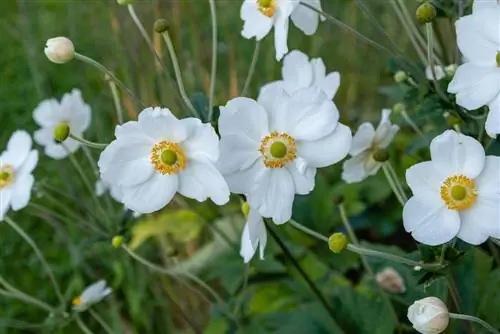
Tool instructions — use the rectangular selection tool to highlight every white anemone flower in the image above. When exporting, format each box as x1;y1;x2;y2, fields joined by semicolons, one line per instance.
342;109;399;183
0;131;38;221
72;280;112;312
95;179;124;203
403;130;500;246
240;208;267;263
447;0;500;138
218;87;352;224
259;50;340;100
33;89;91;159
98;107;230;214
241;0;325;60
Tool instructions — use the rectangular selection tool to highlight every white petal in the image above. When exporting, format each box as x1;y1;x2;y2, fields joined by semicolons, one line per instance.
281;50;313;94
219;98;269;142
405;161;445;202
95;179;108;197
122;173;178;213
182;119;220;162
473;0;500;14
224;160;267;194
447;63;500;110
218;134;259;175
287;159;316;195
63;89;92;133
319;71;341;100
138;107;187;142
273;6;291;61
290;0;320;35
258;81;285;112
486;94;500;138
425;65;446;80
458;197;498;245
18;151;38;176
430;130;485;179
241;0;273;41
115;121;154;143
341;152;369;184
403;196;460;246
10;175;34;211
240;221;258;263
33;98;60;127
5;131;32;168
0;189;12;221
455;14;499;66
33;127;55;146
297;123;352;168
178;157;229;205
373;109;399;148
349;123;375;156
45;140;80;160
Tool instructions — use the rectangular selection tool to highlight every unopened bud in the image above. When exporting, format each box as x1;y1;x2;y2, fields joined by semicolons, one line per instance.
44;37;75;64
53;123;70;143
117;0;135;5
372;149;389;162
393;103;405;114
154;19;169;33
407;297;449;334
241;202;250;219
394;71;408;83
328;233;347;253
416;2;437;24
112;236;124;248
444;64;457;77
375;267;406;294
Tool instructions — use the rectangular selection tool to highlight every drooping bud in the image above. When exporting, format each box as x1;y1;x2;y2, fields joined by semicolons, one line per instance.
241;202;250;219
394;71;408;83
393;103;405;114
53;123;70;143
328;233;347;253
154;19;169;34
407;297;449;334
375;267;406;294
416;2;437;24
372;149;389;162
111;236;124;248
44;37;75;64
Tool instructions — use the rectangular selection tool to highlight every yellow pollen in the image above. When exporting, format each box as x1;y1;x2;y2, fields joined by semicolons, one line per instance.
440;175;477;211
72;296;82;306
0;165;15;189
260;132;296;168
151;141;186;175
257;0;275;17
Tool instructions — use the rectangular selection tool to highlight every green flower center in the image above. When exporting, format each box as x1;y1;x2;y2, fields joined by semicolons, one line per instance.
451;185;467;201
161;149;178;166
496;51;500;67
270;141;287;158
258;0;272;7
0;165;15;189
0;171;9;181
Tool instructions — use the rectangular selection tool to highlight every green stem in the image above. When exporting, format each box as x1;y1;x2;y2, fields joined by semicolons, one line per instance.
208;0;217;121
89;309;114;334
161;32;199;118
425;23;449;102
69;134;107;149
4;216;64;306
382;164;406;206
289;219;328;242
401;109;426;140
74;52;145;108
449;313;500;334
0;285;54;313
108;79;124;124
241;41;261;97
75;315;95;334
385;162;408;202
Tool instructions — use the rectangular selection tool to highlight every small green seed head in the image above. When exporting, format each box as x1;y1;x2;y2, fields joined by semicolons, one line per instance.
53;123;70;143
117;0;135;5
328;233;347;253
112;236;124;248
270;141;287;158
372;149;389;162
393;103;405;114
496;51;500;67
451;185;467;201
241;202;250;219
416;2;437;24
154;19;169;34
258;0;273;7
394;71;407;83
0;171;9;181
161;150;178;165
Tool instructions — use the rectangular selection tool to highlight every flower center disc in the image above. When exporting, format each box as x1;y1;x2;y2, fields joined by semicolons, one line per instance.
0;165;15;189
257;0;275;17
151;141;186;175
260;132;296;168
440;175;477;210
72;296;82;306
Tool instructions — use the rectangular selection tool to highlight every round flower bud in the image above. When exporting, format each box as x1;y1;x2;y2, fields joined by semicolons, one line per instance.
154;19;169;34
53;123;70;143
241;202;250;219
44;37;75;64
393;103;405;114
372;149;389;162
394;71;407;83
407;297;449;334
416;2;437;24
112;236;124;248
444;64;457;77
375;267;406;294
117;0;135;5
328;233;347;253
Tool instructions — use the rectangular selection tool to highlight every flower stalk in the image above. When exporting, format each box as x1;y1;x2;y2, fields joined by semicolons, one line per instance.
68;134;108;149
241;41;261;97
382;163;406;206
208;0;218;121
449;313;500;334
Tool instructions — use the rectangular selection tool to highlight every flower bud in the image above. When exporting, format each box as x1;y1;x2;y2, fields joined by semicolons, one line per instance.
44;37;75;64
393;103;405;114
375;267;406;294
328;233;347;253
154;19;169;34
444;64;457;77
53;123;70;143
372;149;389;162
407;297;449;334
117;0;135;5
241;202;250;219
416;2;437;24
394;71;407;83
111;236;124;248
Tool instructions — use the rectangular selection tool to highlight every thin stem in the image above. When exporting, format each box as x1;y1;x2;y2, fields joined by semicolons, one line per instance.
69;134;107;149
385;162;408;202
449;313;500;334
108;79;124;124
208;0;217;121
89;309;114;334
426;23;449;102
81;146;99;176
401;109;426;140
264;220;339;325
76;315;95;334
0;286;54;313
4;216;64;306
382;164;406;206
289;219;328;242
127;4;163;67
241;41;261;97
74;53;145;108
161;32;199;118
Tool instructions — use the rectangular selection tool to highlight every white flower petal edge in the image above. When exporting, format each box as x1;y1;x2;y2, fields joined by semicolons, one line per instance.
98;107;230;214
73;280;112;312
0;131;38;221
403;130;500;245
240;208;267;263
33;89;92;159
425;65;446;81
219;88;351;224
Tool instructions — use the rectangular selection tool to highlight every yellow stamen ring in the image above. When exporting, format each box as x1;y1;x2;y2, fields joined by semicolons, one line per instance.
151;141;186;175
259;132;296;169
440;175;478;211
0;165;15;189
257;0;276;17
72;296;82;306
